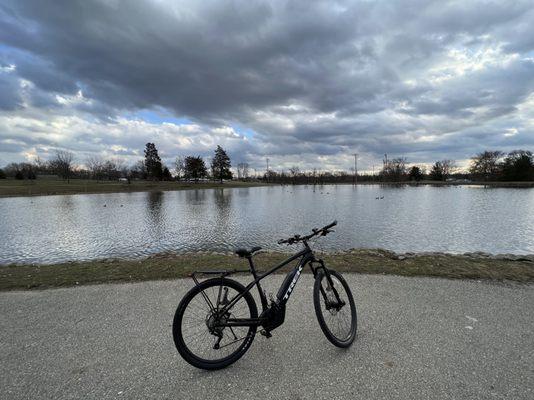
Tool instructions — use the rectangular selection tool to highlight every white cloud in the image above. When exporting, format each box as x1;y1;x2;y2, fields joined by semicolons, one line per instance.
1;0;533;171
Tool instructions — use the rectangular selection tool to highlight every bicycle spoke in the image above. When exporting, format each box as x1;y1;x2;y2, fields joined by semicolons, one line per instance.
180;284;253;362
319;275;353;341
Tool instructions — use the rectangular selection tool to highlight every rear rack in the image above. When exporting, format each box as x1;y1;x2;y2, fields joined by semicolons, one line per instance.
190;269;250;285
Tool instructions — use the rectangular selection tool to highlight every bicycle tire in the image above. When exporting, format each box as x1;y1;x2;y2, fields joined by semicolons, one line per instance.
313;269;357;347
173;277;258;370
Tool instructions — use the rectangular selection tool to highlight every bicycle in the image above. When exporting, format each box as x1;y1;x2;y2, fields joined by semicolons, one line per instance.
172;221;357;370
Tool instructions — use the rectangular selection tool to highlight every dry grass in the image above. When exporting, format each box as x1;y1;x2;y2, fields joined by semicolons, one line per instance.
2;249;532;291
1;179;532;198
0;179;270;198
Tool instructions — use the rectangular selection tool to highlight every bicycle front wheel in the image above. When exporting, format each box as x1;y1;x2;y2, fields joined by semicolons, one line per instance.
313;269;357;347
173;277;258;370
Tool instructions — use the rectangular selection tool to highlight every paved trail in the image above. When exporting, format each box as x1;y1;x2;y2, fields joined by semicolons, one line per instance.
1;274;533;399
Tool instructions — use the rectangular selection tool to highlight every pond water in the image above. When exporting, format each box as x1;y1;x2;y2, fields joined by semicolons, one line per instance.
1;185;533;265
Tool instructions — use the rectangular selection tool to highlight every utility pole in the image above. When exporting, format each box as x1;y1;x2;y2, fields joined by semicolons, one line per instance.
353;153;358;184
266;158;270;183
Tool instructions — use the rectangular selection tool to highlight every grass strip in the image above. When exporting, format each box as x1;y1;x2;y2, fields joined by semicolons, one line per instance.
1;249;533;291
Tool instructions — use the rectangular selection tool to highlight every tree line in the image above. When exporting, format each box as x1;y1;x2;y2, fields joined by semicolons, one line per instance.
0;151;78;181
255;149;533;184
375;150;534;182
1;146;532;183
142;143;232;182
0;143;234;183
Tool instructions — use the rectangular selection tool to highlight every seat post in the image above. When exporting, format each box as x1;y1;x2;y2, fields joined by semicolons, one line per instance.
246;257;259;280
246;256;268;310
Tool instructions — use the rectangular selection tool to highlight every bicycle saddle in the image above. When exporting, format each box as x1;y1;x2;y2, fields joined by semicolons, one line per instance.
234;246;262;258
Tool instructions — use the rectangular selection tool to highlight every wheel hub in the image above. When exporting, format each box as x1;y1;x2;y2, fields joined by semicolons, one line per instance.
206;312;228;335
325;287;344;314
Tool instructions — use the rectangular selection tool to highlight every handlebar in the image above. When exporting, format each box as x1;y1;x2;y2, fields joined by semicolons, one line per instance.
278;220;337;245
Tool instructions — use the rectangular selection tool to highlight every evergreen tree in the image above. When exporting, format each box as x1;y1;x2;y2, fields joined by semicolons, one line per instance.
162;166;172;181
184;156;208;181
211;145;232;183
408;166;423;181
501;150;534;181
144;143;163;180
429;162;444;181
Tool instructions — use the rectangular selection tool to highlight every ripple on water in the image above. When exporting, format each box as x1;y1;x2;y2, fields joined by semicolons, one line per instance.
0;185;533;265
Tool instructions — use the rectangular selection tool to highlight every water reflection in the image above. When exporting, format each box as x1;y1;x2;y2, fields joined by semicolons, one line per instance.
146;191;164;225
213;189;232;215
56;195;75;211
143;191;166;247
187;188;210;203
0;185;533;265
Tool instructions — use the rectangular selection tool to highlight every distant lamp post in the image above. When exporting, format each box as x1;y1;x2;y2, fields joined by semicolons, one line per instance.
353;153;358;184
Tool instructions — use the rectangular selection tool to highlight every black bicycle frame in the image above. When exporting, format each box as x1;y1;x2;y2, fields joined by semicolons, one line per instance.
208;244;327;328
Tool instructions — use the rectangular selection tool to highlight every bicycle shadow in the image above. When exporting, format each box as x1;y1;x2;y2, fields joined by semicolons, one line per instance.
179;329;367;380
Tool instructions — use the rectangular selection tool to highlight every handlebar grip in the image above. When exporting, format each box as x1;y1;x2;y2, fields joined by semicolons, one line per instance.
324;220;337;230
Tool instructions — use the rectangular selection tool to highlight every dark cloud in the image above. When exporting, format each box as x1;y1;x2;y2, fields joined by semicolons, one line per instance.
0;0;533;170
0;71;21;110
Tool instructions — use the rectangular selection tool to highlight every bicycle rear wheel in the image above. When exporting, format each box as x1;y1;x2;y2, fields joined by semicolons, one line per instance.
313;269;357;347
173;277;258;370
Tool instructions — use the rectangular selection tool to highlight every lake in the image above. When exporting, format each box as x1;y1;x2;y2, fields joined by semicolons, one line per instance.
1;185;533;265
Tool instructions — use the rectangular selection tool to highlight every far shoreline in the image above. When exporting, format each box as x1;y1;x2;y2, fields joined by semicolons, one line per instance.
2;249;533;291
1;178;533;198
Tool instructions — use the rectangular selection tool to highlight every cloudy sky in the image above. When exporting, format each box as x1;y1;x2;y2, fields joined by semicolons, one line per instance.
1;0;533;173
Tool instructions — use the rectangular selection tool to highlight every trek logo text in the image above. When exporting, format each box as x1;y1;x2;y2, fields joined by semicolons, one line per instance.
282;265;303;300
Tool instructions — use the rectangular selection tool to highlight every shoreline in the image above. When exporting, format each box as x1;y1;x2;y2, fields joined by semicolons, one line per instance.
2;249;533;291
1;179;533;198
0;180;271;198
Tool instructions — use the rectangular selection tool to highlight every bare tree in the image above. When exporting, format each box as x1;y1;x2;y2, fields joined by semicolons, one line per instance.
130;160;147;179
440;159;456;179
380;158;407;182
4;163;23;179
34;157;50;175
469;151;503;181
51;150;74;182
86;156;105;181
174;156;185;181
312;168;318;184
103;160;118;180
429;159;456;181
289;166;300;184
237;162;249;180
116;158;128;178
289;166;300;176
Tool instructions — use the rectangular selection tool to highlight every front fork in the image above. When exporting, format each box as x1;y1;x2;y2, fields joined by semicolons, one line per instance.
309;258;344;310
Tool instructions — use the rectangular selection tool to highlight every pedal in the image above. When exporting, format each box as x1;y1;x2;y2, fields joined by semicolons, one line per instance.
260;329;272;338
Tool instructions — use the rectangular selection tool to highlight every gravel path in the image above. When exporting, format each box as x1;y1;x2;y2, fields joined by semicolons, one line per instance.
1;274;533;399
